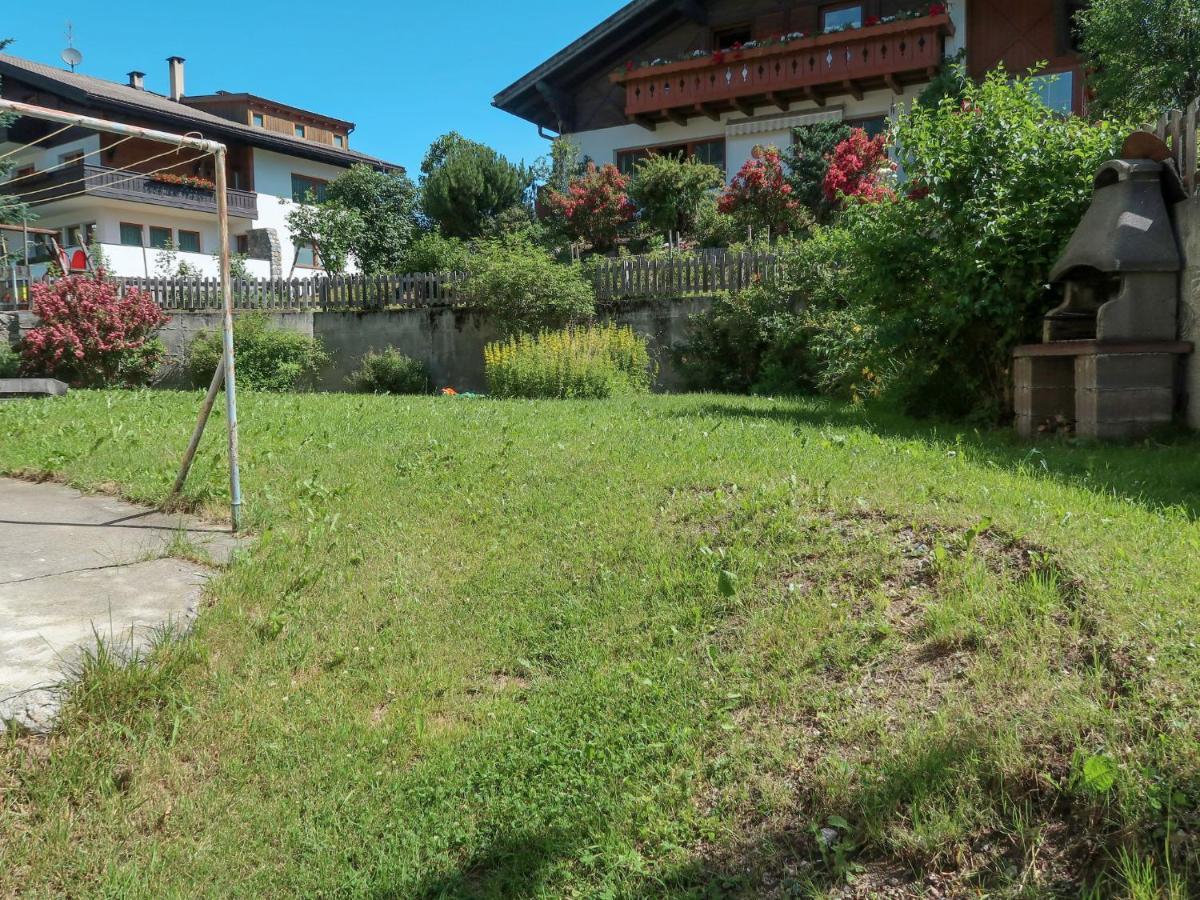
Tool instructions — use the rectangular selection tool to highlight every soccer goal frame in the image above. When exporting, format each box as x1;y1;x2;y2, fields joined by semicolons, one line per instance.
0;98;244;531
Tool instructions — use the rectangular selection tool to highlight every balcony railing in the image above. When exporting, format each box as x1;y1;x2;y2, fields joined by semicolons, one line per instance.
611;14;954;126
3;163;259;220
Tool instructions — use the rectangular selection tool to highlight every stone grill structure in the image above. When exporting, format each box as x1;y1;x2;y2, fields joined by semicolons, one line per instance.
1015;156;1194;439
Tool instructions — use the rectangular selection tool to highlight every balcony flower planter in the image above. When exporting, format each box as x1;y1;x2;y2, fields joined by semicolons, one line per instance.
148;173;216;192
611;13;955;124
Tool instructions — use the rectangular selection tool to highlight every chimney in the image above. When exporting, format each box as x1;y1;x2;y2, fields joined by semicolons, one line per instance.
167;56;185;101
127;71;145;91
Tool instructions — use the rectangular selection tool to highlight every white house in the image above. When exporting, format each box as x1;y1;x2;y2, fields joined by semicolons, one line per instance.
494;0;1085;180
0;53;402;282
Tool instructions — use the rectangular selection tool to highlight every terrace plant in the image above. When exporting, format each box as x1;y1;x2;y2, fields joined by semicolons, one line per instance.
19;273;169;388
544;163;636;252
719;145;812;239
629;154;724;240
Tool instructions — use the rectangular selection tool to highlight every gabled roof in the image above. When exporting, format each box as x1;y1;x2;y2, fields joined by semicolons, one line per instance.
494;0;680;130
0;54;401;171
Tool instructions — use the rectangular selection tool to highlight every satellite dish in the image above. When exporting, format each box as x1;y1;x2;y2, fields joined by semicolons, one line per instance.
61;47;83;71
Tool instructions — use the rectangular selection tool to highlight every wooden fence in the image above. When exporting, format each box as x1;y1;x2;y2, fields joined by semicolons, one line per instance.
98;251;777;311
1151;100;1200;196
114;272;466;312
592;251;778;301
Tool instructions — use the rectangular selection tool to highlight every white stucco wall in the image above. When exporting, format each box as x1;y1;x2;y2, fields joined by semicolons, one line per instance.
250;148;360;276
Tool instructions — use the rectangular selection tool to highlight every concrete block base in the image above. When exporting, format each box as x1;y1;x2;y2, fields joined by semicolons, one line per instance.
1013;342;1191;440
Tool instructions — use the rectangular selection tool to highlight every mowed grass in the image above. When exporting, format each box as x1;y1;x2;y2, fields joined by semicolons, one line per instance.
1;391;1199;898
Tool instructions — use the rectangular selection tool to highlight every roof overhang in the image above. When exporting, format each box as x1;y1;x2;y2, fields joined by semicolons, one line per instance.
0;61;400;172
493;0;684;131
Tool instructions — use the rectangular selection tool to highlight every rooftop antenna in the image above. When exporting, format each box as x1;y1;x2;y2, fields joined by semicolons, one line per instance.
60;23;83;72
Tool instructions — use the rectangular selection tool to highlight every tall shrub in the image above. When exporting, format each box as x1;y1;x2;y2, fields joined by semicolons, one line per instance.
324;164;421;275
630;154;724;239
1078;0;1200;120
785;120;852;218
796;67;1126;418
485;324;652;399
458;238;595;334
718;146;811;238
421;133;528;238
544;163;636;251
21;274;169;387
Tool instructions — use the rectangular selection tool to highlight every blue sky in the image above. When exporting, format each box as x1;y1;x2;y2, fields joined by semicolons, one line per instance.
3;1;628;175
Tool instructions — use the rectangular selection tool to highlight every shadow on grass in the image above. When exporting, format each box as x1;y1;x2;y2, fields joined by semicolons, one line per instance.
386;828;579;900
680;397;1200;520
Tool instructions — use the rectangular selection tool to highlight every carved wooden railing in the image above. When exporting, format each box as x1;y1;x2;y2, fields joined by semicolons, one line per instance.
612;15;954;124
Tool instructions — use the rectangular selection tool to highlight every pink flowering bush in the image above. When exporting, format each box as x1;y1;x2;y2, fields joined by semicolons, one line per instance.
545;163;636;251
823;129;896;205
21;273;169;387
718;145;809;236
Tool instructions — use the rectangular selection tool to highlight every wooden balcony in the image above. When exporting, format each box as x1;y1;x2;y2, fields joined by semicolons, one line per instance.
611;14;954;127
4;163;259;220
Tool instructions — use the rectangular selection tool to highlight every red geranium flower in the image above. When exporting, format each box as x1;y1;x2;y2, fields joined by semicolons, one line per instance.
865;15;881;26
928;2;947;15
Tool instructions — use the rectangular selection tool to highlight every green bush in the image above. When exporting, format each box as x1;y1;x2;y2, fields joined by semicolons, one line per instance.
485;324;652;399
0;342;18;378
629;153;725;239
458;237;595;334
399;232;472;274
348;349;431;395
785;120;852;219
186;314;329;392
676;283;814;395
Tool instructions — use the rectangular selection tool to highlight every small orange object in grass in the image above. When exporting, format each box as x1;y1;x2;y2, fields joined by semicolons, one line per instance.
441;387;458;396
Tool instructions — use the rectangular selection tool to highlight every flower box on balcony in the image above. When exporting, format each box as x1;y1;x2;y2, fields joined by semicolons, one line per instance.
611;13;955;126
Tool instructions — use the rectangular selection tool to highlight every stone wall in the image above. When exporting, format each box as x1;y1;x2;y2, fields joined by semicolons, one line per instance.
11;298;714;393
1175;196;1200;429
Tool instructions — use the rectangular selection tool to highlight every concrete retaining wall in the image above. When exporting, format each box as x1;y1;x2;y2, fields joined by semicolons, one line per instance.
4;299;713;394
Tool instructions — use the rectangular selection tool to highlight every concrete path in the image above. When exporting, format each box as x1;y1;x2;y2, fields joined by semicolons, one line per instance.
0;478;240;733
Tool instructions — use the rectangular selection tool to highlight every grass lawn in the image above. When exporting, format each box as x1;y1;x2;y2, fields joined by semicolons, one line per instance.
1;390;1199;898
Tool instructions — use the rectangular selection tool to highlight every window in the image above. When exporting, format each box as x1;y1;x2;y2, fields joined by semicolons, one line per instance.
63;223;95;247
252;112;265;127
1031;71;1075;113
120;223;144;247
149;226;173;249
294;241;317;268
713;25;753;51
291;173;328;204
846;115;889;138
178;230;201;254
235;234;250;255
616;138;727;176
692;139;726;171
294;124;306;138
821;3;863;30
58;150;84;166
334;134;345;149
14;165;34;178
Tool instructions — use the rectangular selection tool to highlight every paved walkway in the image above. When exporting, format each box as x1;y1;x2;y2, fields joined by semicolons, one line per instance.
0;478;240;733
